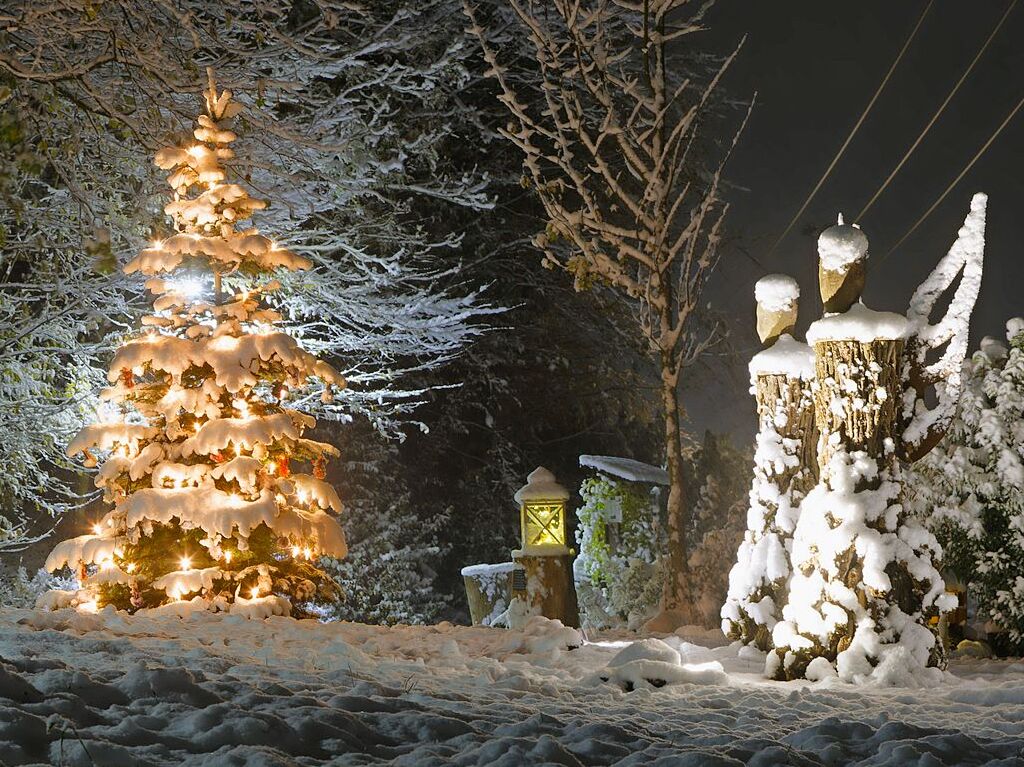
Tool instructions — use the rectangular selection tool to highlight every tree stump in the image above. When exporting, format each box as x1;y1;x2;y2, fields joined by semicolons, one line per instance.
771;319;949;681
512;552;579;628
722;344;817;649
461;562;522;626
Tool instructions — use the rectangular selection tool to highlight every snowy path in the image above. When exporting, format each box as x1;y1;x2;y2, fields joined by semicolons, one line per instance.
1;609;1023;766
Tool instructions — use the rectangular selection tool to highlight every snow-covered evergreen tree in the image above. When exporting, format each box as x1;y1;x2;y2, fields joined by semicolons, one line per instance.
317;421;451;625
39;77;347;616
0;2;497;549
907;319;1024;649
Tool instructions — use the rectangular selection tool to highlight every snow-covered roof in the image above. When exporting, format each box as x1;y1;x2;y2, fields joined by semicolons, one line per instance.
806;302;909;344
579;455;669;486
514;466;569;502
748;335;815;380
754;274;799;313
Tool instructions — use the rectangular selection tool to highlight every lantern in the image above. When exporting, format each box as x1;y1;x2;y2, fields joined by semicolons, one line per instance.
514;466;569;553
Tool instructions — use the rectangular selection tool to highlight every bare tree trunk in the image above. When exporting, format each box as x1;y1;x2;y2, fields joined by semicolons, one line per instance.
660;358;691;614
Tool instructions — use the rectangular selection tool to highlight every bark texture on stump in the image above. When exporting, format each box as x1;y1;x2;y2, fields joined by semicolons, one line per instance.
772;336;947;680
513;553;580;628
723;370;817;650
813;339;903;472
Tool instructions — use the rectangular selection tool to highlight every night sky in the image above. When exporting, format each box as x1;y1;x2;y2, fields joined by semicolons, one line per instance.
690;1;1024;436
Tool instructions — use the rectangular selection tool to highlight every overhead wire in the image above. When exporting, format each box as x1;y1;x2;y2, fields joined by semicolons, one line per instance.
855;0;1017;223
764;0;933;260
879;92;1024;263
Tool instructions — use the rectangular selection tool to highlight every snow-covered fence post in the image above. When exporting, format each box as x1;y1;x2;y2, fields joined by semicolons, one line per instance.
511;467;580;628
722;275;816;650
769;206;986;683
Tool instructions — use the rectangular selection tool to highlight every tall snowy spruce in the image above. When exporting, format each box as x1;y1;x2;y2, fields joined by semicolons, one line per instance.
722;275;816;649
40;74;347;617
771;196;986;684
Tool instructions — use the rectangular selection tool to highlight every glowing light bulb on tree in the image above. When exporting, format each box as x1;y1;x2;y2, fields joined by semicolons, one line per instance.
179;556;192;571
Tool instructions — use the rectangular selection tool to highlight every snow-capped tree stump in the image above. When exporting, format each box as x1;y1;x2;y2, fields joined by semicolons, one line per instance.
768;212;980;684
461;563;522;627
723;275;817;649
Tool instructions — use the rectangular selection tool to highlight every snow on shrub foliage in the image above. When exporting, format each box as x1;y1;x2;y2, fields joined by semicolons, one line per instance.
574;476;664;630
907;319;1024;651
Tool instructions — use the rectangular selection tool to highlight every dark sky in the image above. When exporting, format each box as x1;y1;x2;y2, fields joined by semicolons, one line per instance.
687;0;1024;436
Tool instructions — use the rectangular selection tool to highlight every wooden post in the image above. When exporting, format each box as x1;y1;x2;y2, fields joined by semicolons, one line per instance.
511;553;580;628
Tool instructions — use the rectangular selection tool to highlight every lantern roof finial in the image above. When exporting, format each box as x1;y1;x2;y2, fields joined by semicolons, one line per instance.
514;466;569;503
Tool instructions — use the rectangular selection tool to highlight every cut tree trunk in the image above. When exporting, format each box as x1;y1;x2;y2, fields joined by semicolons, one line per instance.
724;372;817;649
774;337;945;679
756;373;818;496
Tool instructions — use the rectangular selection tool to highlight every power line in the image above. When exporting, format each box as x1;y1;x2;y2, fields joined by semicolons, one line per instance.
880;92;1024;263
856;0;1016;223
765;0;933;259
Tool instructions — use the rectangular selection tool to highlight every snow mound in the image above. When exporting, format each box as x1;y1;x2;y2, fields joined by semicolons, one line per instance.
748;334;815;379
754;273;800;312
818;217;868;273
806;302;909;344
595;638;728;691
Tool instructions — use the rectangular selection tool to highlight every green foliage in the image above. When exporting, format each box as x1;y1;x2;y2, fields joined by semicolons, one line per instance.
908;322;1024;652
575;475;664;629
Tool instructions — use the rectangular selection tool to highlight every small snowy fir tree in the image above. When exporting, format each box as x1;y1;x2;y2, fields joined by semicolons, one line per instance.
39;74;347;617
907;319;1024;649
722;275;816;650
771;198;986;684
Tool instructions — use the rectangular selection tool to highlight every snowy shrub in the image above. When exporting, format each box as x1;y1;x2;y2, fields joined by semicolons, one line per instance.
574;476;664;630
318;427;452;625
0;566;73;609
907;319;1024;651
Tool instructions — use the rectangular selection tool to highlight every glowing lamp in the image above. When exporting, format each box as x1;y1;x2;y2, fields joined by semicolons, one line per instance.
514;467;569;553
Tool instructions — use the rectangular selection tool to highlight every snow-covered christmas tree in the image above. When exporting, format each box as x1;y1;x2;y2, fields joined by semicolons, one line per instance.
40;72;348;617
722;274;816;650
907;319;1024;650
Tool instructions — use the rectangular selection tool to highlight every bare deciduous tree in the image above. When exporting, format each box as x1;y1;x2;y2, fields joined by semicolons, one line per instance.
464;0;750;619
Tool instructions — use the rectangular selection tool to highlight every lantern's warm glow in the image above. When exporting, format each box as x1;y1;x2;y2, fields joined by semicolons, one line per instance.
521;500;567;548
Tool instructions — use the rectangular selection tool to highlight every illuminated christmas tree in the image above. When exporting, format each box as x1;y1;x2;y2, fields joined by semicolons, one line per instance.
41;72;347;617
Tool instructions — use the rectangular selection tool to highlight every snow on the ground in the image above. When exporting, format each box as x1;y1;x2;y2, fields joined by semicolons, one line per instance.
1;609;1023;766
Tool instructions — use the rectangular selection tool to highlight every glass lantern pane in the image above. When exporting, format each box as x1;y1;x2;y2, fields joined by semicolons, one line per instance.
523;501;565;546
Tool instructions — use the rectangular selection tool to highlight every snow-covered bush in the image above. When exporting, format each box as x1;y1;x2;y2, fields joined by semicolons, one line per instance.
0;566;74;609
318;425;452;625
574;476;664;630
907;319;1024;650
